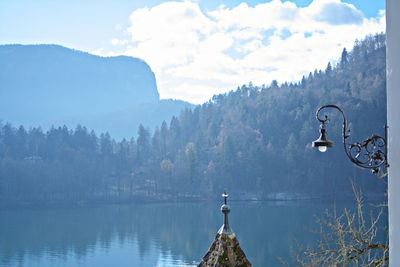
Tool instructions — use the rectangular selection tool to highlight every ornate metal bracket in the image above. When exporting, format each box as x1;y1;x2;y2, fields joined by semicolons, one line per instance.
313;104;388;177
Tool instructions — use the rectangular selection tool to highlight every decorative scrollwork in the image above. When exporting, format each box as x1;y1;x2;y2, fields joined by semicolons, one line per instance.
348;135;386;172
315;104;388;177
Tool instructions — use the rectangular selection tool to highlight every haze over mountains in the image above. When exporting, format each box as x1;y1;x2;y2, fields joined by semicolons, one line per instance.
0;44;193;139
0;34;386;205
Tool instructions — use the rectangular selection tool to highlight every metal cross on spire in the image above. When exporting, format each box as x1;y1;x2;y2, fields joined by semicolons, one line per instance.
222;191;228;205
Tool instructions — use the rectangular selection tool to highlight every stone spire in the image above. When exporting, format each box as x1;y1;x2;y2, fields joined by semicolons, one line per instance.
198;192;252;267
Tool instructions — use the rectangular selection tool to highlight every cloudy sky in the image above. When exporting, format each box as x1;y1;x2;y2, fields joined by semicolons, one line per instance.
0;0;385;104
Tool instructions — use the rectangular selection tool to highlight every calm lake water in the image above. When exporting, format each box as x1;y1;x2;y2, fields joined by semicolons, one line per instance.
0;200;387;267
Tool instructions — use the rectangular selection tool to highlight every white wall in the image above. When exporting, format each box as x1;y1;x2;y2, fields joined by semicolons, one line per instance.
386;1;399;266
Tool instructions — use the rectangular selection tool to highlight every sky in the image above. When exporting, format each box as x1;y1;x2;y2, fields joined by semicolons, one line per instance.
0;0;385;104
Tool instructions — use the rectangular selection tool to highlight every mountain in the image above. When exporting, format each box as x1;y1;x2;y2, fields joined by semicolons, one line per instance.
66;99;195;139
0;34;386;205
0;44;193;138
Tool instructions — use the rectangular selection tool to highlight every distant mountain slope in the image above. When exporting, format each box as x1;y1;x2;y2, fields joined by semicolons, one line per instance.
0;44;193;138
64;99;194;139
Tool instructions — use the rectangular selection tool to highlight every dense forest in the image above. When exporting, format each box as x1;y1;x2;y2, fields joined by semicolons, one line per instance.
0;33;387;205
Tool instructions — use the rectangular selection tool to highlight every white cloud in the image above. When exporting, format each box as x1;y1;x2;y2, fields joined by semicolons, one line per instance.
114;0;385;104
306;0;363;25
91;47;118;57
110;38;128;46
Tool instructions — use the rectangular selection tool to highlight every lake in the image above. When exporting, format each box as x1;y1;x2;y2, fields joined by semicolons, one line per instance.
0;200;387;267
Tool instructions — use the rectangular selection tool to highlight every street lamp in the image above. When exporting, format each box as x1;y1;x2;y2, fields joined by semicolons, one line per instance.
312;121;334;153
311;104;388;177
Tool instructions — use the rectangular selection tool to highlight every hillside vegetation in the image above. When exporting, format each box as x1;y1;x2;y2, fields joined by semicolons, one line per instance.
0;34;386;204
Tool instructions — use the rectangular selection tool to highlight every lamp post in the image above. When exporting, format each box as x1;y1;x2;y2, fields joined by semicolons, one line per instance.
311;104;388;177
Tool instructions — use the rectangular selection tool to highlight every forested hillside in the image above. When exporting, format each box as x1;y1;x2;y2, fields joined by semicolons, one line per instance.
0;34;386;205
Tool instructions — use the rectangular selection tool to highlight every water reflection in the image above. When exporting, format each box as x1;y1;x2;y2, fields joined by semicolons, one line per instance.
0;201;387;267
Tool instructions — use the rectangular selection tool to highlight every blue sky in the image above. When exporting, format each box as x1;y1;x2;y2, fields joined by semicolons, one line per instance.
0;0;385;103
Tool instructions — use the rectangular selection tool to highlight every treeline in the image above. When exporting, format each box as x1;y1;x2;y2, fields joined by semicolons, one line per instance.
0;33;387;205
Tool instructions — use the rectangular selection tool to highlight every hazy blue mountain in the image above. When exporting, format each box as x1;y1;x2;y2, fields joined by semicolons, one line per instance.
0;44;193;138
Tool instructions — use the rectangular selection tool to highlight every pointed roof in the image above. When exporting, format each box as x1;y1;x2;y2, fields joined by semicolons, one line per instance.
198;192;252;267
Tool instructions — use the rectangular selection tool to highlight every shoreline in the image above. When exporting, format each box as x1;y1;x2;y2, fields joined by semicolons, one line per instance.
0;193;387;210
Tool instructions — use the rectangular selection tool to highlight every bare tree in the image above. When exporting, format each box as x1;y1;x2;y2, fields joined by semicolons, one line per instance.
296;184;388;266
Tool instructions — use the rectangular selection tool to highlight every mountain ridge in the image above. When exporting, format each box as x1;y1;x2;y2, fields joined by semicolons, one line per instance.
0;44;193;138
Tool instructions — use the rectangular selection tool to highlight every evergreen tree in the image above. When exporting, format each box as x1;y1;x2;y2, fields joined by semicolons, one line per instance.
136;124;150;164
340;47;349;68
